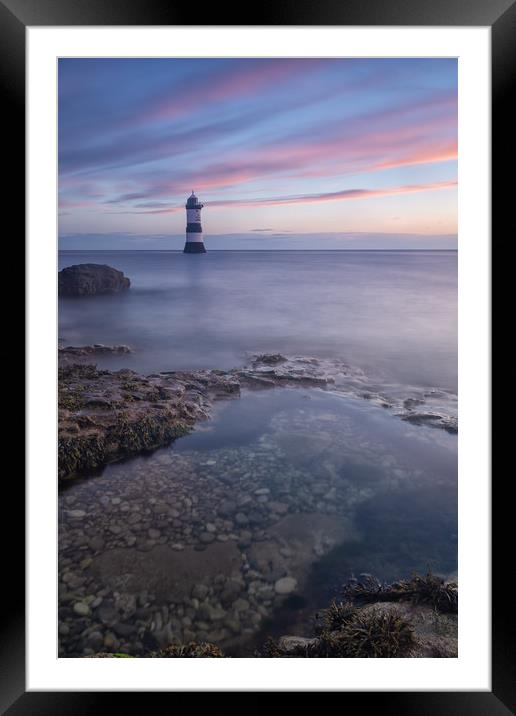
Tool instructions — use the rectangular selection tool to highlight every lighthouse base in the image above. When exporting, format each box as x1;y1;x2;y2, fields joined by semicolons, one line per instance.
183;242;206;254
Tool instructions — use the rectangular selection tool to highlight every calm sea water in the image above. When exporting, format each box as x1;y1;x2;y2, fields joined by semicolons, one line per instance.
58;250;457;656
58;250;457;391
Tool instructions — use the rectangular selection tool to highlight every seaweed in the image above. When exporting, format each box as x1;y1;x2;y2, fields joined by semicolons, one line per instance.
259;609;414;658
148;642;224;658
58;382;88;411
259;638;285;658
110;413;191;453
328;609;415;657
320;600;357;632
58;434;107;479
85;642;225;658
343;572;458;613
257;571;457;658
59;413;192;480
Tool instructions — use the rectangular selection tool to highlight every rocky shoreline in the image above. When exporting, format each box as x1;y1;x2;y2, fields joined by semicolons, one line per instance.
59;362;232;480
59;350;457;481
82;573;458;659
260;572;458;658
58;352;336;480
58;348;458;658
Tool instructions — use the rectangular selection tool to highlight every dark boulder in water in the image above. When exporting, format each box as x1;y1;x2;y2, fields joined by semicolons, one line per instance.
58;263;130;296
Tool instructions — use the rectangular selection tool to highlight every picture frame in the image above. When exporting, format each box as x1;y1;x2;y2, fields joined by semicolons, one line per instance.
3;0;506;708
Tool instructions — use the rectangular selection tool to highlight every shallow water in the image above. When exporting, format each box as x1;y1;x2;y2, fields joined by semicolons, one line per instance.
58;388;457;657
58;250;457;391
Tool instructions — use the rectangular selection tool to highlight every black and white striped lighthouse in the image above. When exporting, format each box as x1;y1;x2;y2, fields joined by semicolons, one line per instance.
183;191;206;253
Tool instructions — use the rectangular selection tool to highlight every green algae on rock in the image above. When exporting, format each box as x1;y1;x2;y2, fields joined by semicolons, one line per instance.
148;642;224;658
58;362;236;479
342;572;458;613
58;352;457;480
258;573;457;658
85;642;224;658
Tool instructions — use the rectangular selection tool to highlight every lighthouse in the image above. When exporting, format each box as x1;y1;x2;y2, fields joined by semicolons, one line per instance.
183;191;206;253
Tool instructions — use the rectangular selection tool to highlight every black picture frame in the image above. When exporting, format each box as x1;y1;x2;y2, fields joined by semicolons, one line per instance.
3;0;507;710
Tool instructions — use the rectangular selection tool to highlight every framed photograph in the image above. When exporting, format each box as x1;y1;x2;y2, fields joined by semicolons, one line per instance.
3;0;507;708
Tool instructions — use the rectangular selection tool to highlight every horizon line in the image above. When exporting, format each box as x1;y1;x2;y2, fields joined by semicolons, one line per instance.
58;248;458;253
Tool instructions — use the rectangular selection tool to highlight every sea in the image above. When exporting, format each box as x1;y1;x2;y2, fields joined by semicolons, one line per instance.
58;250;457;656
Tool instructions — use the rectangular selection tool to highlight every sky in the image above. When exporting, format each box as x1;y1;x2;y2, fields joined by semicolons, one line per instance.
58;58;458;250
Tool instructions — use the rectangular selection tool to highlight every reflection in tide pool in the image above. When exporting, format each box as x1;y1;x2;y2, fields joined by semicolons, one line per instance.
59;388;457;656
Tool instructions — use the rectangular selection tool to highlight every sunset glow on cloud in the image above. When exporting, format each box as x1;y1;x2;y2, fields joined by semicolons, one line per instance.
58;58;457;246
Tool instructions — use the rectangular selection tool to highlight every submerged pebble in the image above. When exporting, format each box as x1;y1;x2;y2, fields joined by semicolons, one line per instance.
274;577;298;595
58;387;457;657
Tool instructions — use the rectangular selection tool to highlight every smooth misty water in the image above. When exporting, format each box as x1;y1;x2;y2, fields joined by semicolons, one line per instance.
58;250;457;657
59;250;457;391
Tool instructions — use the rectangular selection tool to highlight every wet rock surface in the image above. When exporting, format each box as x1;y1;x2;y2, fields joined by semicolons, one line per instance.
267;572;458;658
58;353;458;480
58;362;238;479
269;601;457;658
59;344;133;366
59;263;131;296
244;355;458;434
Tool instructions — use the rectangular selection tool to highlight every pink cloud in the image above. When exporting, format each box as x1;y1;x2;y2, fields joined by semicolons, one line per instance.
207;180;458;208
105;126;457;207
118;179;456;215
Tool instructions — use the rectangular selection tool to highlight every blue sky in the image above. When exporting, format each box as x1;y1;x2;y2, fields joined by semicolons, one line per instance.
58;58;457;249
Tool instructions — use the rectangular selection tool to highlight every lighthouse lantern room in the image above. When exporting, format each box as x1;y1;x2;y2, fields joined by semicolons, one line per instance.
183;191;206;253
